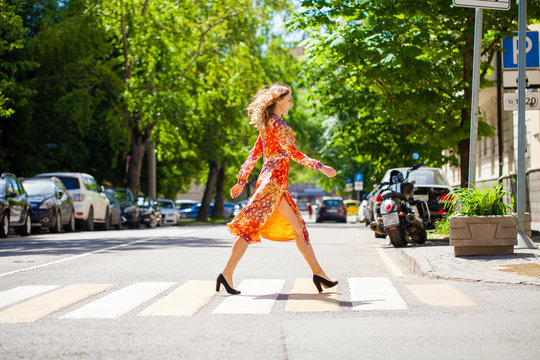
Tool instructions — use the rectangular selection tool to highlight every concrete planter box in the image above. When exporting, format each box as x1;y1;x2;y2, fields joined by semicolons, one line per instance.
449;215;518;256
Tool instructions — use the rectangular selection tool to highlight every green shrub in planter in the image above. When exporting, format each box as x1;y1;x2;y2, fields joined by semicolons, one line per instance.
445;181;517;256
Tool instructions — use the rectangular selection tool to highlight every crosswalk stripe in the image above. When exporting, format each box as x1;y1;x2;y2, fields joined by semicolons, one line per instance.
0;284;113;323
61;282;176;319
405;284;477;306
284;278;339;312
349;277;407;310
138;280;216;316
0;285;60;309
213;279;285;314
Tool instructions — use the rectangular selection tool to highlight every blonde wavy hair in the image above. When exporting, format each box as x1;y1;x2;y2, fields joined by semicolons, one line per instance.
246;83;292;130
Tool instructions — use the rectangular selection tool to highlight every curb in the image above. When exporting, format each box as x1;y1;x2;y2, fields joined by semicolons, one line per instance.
397;248;433;277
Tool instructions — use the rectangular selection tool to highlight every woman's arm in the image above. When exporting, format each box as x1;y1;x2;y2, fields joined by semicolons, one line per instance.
237;135;263;186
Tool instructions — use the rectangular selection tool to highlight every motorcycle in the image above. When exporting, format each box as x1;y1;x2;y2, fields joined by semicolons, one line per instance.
369;157;430;248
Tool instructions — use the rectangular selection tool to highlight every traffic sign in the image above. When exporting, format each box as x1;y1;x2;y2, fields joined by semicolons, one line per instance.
502;69;540;88
502;31;540;69
452;0;510;10
345;178;353;192
503;92;540;111
354;173;364;191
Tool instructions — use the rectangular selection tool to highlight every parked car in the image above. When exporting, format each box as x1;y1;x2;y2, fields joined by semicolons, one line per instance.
316;197;347;223
179;202;214;219
362;186;381;226
103;189;125;230
36;172;110;231
156;199;179;225
224;202;239;218
137;196;162;228
106;188;140;229
22;177;76;233
0;173;32;237
380;167;452;228
175;199;198;210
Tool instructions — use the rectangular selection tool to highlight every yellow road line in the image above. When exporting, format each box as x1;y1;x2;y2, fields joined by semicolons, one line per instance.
284;278;339;312
375;247;405;278
138;280;216;316
405;284;476;306
0;284;113;323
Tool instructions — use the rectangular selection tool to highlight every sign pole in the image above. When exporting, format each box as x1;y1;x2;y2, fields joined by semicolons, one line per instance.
468;7;483;188
516;0;535;248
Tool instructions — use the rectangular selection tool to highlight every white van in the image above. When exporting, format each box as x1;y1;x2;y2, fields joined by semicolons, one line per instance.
36;172;110;231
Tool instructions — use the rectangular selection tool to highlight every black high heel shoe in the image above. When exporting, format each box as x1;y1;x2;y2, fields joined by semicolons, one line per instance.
216;273;241;295
312;275;338;293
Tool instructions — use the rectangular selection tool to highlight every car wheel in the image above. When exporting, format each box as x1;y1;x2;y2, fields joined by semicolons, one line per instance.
0;213;9;238
51;211;62;233
66;211;76;232
148;215;157;228
84;207;94;231
19;213;32;236
101;209;111;231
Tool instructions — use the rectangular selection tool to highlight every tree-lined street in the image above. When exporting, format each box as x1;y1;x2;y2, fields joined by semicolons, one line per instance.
0;219;538;359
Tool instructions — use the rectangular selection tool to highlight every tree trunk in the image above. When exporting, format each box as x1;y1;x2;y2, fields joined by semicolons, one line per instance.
212;164;225;219
198;160;219;221
458;138;470;188
127;125;148;197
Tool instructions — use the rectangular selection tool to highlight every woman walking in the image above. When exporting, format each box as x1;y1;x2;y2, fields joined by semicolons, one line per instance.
216;83;338;295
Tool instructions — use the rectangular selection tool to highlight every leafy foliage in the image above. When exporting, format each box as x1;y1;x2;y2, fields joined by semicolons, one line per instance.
445;181;514;217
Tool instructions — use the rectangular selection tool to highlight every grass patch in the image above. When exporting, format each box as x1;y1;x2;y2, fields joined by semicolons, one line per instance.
178;218;231;226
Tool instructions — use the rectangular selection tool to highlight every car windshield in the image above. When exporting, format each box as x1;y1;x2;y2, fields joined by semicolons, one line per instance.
0;179;5;196
57;176;80;190
324;200;343;207
114;190;131;201
22;181;55;196
157;201;174;208
408;169;449;186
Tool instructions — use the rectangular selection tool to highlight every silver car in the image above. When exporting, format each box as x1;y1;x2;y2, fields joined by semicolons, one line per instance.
157;199;179;225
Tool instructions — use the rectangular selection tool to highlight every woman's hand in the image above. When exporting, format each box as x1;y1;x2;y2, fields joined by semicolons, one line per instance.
319;165;337;178
230;183;245;199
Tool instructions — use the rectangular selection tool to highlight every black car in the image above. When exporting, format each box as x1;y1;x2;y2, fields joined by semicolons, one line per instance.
106;188;140;229
380;167;453;229
22;177;76;233
137;196;162;228
316;197;347;223
0;173;32;237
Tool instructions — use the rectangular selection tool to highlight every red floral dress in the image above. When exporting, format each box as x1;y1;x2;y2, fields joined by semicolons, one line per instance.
227;115;322;244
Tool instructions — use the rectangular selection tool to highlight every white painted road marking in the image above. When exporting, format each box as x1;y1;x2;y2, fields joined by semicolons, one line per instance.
139;280;216;316
0;230;194;278
375;246;405;277
0;284;113;323
406;284;477;306
62;282;176;319
213;279;285;314
0;285;60;309
349;277;407;310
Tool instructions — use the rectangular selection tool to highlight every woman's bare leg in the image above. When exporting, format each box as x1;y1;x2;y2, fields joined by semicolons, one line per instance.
221;236;249;287
277;197;332;280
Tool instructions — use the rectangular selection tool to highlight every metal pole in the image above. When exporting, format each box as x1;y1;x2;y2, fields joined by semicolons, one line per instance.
516;0;535;248
468;8;483;188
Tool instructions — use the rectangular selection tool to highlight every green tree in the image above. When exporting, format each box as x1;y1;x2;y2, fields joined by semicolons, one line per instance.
290;0;540;187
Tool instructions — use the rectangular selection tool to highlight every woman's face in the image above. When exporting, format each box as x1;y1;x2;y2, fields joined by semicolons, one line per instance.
277;93;292;115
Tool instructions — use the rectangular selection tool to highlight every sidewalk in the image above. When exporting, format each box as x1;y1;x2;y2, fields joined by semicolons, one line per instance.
397;234;540;287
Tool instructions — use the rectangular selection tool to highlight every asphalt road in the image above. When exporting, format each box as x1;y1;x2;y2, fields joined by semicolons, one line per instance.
0;215;538;360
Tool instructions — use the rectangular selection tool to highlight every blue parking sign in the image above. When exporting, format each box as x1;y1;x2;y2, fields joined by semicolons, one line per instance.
502;31;540;69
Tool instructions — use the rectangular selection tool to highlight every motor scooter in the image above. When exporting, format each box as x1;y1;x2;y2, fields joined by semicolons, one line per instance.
370;156;430;247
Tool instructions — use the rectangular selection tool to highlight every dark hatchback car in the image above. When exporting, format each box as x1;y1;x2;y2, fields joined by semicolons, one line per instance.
22;177;76;233
137;196;162;228
381;167;453;228
316;197;347;223
0;173;32;237
106;188;140;229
